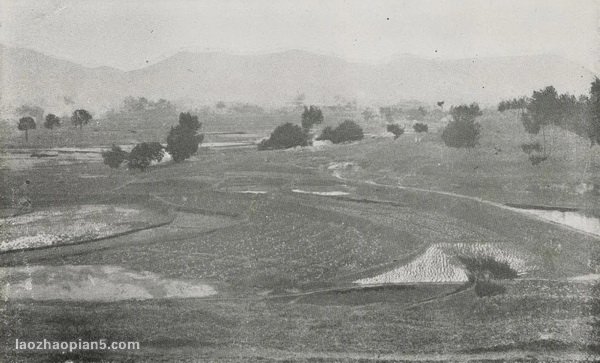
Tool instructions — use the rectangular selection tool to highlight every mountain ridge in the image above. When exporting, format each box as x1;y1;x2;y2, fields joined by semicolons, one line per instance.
1;44;596;114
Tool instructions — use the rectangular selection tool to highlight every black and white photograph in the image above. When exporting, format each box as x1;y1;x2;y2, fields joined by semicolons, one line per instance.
1;0;600;361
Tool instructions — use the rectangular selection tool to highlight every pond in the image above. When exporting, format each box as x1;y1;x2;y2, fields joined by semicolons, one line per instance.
506;204;600;237
0;137;257;170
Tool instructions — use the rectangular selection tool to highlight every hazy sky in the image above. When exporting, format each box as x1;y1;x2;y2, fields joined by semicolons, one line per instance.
1;0;598;72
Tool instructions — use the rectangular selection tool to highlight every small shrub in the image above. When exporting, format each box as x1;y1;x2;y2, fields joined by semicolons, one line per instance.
44;114;61;129
413;123;428;133
456;255;518;281
258;123;309;150
529;154;548;166
387;124;404;139
101;145;128;169
317;120;364;144
441;119;481;148
474;280;506;297
128;142;165;170
520;142;542;154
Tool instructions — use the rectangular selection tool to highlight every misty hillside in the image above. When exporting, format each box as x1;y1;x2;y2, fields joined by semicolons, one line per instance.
1;44;596;113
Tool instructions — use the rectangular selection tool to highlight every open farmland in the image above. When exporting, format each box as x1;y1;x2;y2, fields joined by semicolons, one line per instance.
1;105;600;361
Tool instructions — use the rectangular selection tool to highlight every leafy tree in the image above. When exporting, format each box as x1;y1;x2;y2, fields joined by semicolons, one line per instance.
17;116;36;141
519;86;565;163
442;103;482;149
102;145;129;169
317;120;364;144
589;77;600;147
71;109;93;129
258;123;308;150
413;123;428;133
16;105;44;123
44;114;61;129
128;142;165;170
387;124;404;139
166;112;204;162
301;105;324;131
498;96;529;114
177;112;201;131
522;86;560;131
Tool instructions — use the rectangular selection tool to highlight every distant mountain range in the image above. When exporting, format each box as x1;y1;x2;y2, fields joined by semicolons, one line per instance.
1;44;596;114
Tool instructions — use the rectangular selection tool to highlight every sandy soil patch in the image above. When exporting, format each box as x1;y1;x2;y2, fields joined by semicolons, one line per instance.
0;205;165;252
356;243;533;284
0;265;216;301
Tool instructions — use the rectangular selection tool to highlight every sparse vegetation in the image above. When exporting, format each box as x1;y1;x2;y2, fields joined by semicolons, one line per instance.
361;108;376;122
258;123;309;150
520;142;543;155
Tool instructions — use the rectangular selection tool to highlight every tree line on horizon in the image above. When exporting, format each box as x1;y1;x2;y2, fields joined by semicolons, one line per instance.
499;77;600;165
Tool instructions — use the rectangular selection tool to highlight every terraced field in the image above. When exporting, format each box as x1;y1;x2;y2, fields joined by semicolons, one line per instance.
1;130;600;361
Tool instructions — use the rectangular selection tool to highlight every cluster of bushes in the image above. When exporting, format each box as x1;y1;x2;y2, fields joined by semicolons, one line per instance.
102;142;165;171
102;112;203;170
379;105;428;123
317;120;363;144
258;123;309;150
258;106;364;151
